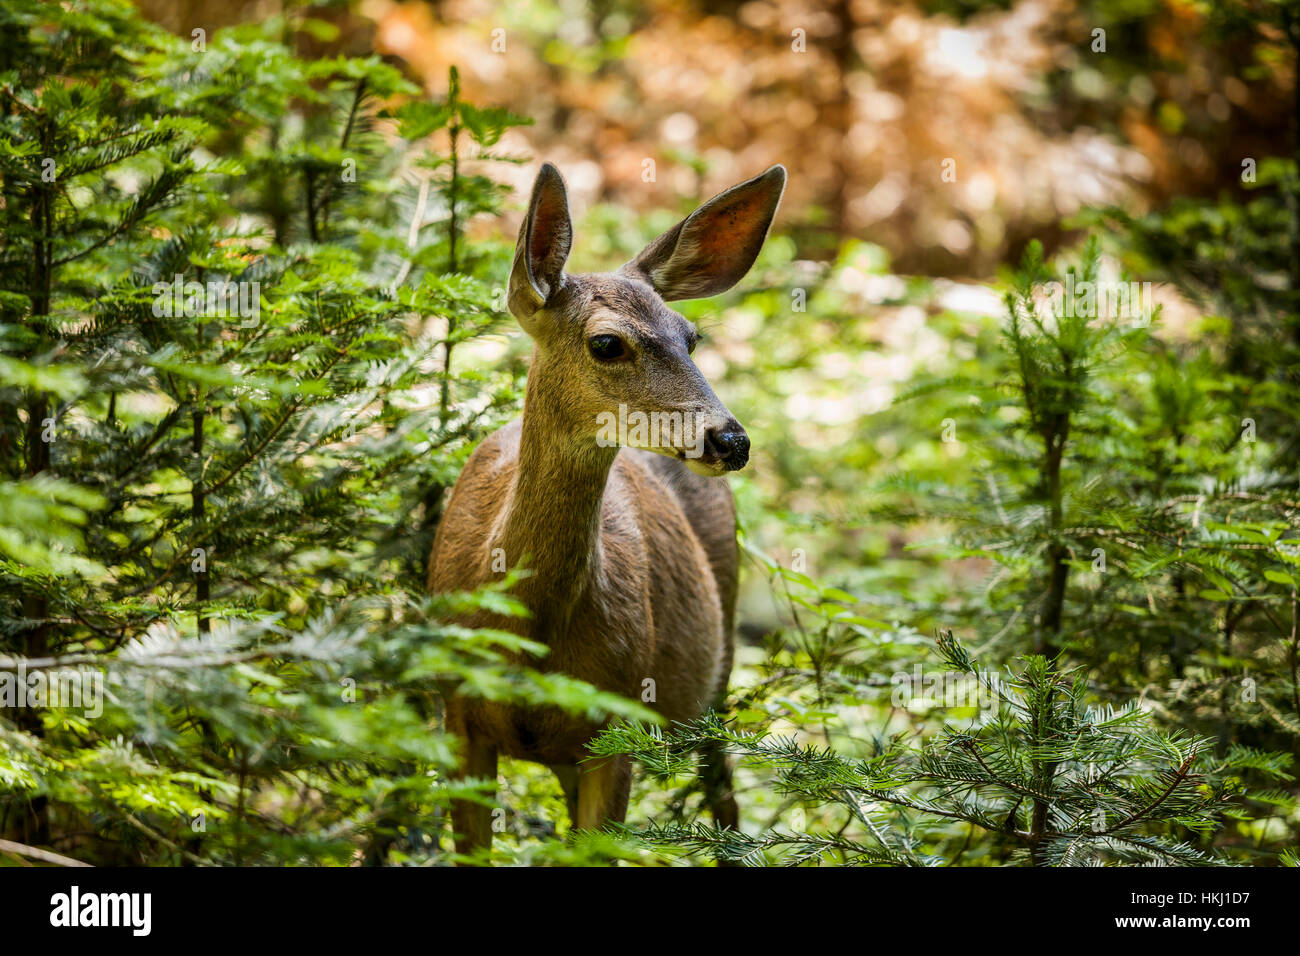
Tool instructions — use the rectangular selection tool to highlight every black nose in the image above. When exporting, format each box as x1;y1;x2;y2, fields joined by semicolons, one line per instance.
704;424;749;470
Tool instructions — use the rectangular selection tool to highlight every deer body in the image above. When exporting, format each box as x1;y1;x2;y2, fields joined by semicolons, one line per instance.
430;163;785;854
431;420;734;756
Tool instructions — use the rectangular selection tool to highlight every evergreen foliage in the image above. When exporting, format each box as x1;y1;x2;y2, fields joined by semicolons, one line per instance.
0;0;641;865
0;0;1295;867
596;632;1247;866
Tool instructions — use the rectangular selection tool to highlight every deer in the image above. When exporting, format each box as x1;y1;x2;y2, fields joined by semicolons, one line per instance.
428;161;786;860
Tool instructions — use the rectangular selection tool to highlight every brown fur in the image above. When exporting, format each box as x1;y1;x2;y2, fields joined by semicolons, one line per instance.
429;163;785;859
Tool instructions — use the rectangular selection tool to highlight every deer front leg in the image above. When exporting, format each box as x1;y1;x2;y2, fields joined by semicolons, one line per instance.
576;755;631;831
550;764;580;826
450;731;498;864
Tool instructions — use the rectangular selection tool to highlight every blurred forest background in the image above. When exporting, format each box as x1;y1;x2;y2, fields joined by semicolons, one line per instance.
2;0;1298;866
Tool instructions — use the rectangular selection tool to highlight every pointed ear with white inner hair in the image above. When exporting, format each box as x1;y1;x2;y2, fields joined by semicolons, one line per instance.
619;165;786;301
508;162;573;335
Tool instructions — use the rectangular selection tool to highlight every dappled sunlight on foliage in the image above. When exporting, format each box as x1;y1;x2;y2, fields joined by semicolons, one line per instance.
0;0;1296;868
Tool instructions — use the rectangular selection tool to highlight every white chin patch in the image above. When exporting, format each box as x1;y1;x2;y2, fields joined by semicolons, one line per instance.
684;458;727;477
635;445;726;476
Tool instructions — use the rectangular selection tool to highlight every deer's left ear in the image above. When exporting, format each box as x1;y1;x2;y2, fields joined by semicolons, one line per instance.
620;165;786;301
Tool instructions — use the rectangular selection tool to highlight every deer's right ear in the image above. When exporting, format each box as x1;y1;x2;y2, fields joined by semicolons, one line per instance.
509;163;572;334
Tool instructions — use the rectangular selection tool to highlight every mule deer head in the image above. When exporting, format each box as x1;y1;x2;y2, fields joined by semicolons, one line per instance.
507;162;786;475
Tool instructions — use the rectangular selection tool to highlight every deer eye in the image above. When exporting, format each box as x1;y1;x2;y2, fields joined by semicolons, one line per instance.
587;334;628;362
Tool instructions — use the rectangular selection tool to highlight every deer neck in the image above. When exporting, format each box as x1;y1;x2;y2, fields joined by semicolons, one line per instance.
496;365;618;628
